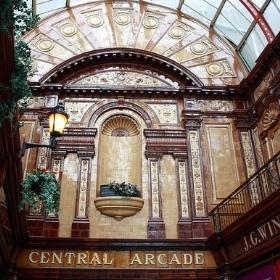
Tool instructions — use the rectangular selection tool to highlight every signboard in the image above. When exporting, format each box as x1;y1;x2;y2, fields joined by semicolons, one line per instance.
16;249;216;269
227;213;280;259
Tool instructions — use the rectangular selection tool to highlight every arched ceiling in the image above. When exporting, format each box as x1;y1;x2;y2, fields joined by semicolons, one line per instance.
24;0;249;88
26;0;280;70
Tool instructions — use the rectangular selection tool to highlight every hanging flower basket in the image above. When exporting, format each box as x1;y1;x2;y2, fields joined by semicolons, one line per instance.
19;168;60;215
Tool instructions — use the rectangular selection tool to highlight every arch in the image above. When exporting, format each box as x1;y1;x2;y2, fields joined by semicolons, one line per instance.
39;48;202;87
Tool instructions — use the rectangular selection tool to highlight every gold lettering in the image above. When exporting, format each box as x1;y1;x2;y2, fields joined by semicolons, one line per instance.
145;254;155;265
40;252;50;264
183;254;192;265
130;253;142;264
250;231;258;245
267;221;274;235
194;253;204;265
169;254;181;264
65;252;75;264
272;218;280;232
257;225;267;239
157;254;167;265
243;236;249;251
24;250;209;268
89;253;102;265
51;252;63;264
29;252;39;264
103;253;113;265
77;252;88;264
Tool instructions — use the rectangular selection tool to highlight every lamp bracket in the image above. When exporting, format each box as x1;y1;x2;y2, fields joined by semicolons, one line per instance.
21;137;57;157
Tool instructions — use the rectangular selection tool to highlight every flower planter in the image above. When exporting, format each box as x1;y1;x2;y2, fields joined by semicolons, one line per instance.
94;196;144;221
100;185;120;197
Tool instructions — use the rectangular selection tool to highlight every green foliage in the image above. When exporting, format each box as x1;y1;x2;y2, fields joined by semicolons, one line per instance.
19;168;60;215
108;181;141;197
0;0;39;127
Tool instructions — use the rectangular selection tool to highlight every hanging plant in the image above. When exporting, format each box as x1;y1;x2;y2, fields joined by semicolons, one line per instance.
19;168;60;215
0;0;39;128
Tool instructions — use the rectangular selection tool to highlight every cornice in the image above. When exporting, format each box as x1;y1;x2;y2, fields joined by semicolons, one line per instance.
144;129;187;157
233;108;258;129
55;128;97;156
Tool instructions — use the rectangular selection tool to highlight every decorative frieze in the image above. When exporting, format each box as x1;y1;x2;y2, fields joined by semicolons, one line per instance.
71;69;179;88
148;104;178;124
253;72;272;101
197;100;233;112
65;102;93;122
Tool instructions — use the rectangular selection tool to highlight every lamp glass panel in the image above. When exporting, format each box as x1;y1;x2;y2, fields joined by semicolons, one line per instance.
49;113;68;135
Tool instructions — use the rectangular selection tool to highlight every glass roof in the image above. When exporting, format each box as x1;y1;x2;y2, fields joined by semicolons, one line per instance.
26;0;280;70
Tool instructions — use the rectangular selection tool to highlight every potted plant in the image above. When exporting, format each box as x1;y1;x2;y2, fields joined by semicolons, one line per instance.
19;168;60;215
101;181;141;197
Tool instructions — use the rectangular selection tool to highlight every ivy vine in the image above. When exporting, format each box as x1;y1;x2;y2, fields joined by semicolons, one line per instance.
0;0;39;128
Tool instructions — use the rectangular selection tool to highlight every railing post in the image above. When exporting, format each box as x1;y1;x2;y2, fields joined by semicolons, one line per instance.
213;212;221;232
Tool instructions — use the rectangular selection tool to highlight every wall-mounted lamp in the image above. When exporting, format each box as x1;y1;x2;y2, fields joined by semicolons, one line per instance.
21;101;69;157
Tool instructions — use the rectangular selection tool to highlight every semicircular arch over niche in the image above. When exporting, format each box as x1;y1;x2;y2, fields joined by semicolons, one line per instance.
23;0;248;87
101;115;140;137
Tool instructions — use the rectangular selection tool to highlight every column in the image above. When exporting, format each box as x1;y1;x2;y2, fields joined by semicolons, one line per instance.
43;151;66;237
174;155;192;238
71;151;94;238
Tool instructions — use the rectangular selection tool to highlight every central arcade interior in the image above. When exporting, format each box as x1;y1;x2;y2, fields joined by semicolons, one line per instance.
1;1;280;279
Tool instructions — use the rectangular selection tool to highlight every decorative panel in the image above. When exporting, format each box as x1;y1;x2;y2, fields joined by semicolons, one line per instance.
189;131;205;216
240;131;259;205
178;161;189;218
151;161;160;218
77;159;89;218
37;128;50;170
148;104;178;124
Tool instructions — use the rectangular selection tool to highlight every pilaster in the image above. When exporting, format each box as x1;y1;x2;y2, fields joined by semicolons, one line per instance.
182;100;211;237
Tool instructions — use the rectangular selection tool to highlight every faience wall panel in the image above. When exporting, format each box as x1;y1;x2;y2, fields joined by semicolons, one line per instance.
205;124;239;202
161;155;178;238
58;153;80;237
